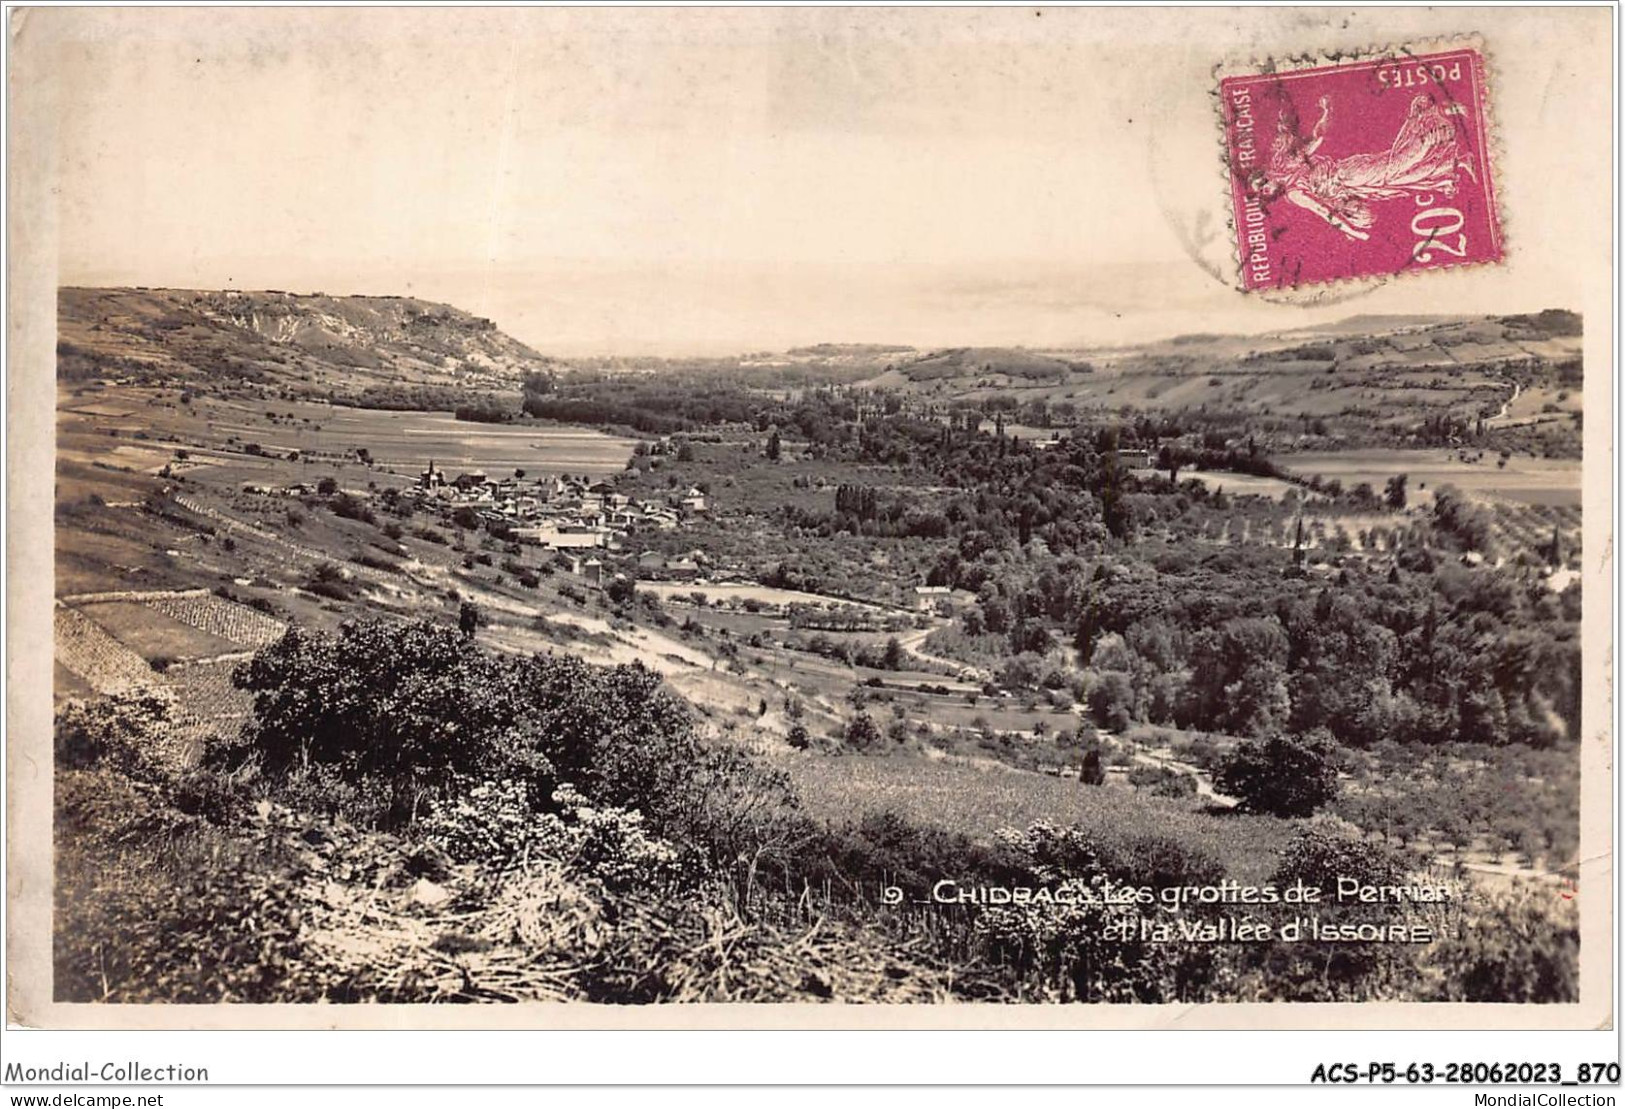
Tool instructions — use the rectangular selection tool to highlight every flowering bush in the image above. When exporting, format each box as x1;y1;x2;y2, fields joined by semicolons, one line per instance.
421;780;684;892
419;779;538;864
541;784;684;892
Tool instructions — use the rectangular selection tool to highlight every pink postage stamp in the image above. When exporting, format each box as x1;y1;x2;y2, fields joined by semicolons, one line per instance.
1220;47;1502;291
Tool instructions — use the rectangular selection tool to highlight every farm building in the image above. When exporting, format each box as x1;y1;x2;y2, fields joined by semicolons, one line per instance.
514;525;607;549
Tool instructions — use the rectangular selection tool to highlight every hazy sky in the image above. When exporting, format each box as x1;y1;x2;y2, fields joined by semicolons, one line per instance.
32;7;1611;355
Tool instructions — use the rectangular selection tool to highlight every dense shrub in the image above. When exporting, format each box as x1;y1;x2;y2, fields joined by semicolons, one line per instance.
843;712;884;751
1270;817;1409;895
222;619;801;883
55;688;178;772
1126;764;1197;798
1215;735;1339;817
1225;818;1435;1001
55;773;317;1002
974;822;1223;1002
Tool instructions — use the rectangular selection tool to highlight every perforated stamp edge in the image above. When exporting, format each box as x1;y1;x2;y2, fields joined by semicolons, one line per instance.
1208;35;1505;303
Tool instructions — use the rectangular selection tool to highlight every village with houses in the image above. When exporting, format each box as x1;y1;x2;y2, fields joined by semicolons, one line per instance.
411;460;701;548
245;452;718;592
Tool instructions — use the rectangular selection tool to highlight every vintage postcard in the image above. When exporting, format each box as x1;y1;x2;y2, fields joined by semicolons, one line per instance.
4;6;1613;1038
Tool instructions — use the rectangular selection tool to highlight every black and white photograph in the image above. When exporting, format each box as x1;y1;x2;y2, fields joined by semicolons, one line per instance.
5;5;1614;1042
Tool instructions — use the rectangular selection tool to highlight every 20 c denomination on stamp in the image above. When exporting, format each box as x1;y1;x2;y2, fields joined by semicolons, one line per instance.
1220;46;1502;292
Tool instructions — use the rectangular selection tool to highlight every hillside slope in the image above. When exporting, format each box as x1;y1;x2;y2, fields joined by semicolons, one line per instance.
57;287;561;402
859;313;1583;438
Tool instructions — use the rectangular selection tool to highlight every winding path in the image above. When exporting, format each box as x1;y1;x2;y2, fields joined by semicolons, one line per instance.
1487;378;1521;424
894;623;991;681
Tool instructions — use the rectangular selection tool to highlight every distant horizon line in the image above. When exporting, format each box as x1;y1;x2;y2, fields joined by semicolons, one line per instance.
58;283;1575;361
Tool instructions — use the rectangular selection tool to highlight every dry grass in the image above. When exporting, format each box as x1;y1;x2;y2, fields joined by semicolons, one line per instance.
57;774;1003;1005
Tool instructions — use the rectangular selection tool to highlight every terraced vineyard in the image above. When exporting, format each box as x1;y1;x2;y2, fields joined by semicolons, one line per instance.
165;657;257;758
56;592;289;759
54;605;161;695
148;593;287;648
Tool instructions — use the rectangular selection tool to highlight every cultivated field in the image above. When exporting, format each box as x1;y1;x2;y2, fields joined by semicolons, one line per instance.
1177;470;1301;501
58;388;635;483
1283;449;1581;508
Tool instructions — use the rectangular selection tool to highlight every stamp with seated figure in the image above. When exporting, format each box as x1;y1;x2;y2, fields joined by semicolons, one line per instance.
1220;47;1502;292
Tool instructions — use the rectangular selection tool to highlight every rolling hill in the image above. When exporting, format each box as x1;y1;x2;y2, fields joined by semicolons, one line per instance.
56;287;562;403
857;313;1584;436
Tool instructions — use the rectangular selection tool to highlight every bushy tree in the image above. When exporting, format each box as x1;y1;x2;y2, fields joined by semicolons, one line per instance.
224;619;784;848
1214;734;1339;817
1079;747;1105;786
844;712;883;750
1425;883;1578;1002
1087;671;1136;732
